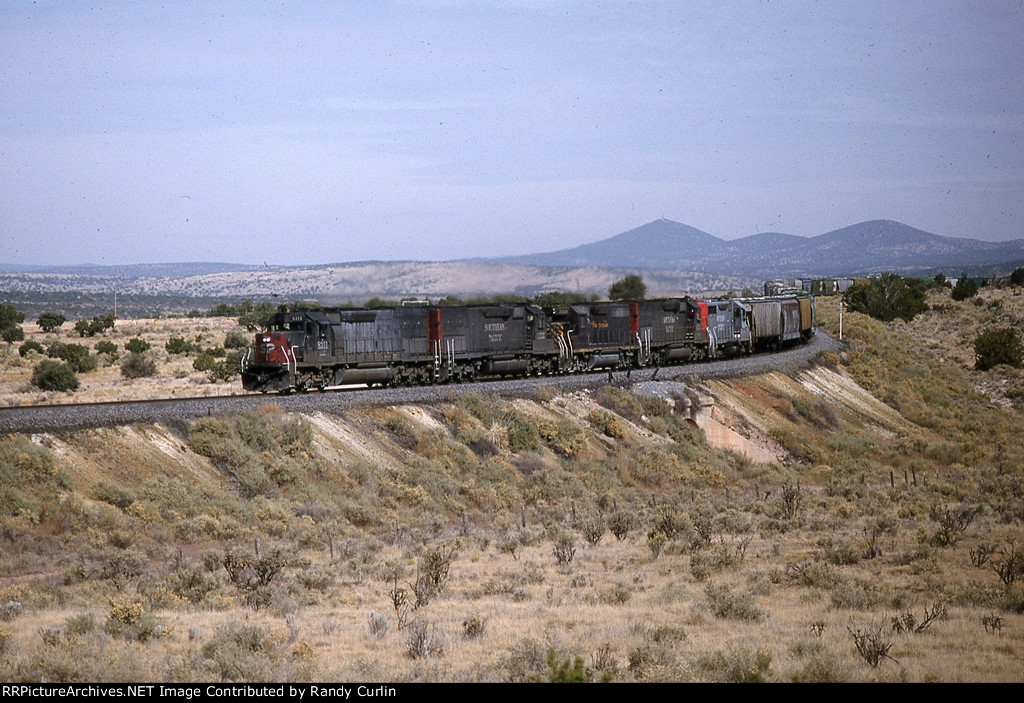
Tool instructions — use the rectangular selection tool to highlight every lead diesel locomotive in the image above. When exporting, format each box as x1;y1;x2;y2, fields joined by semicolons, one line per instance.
240;295;815;393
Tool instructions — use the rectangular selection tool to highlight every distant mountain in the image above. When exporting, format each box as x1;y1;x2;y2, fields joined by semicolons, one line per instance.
731;232;808;250
496;219;1024;277
0;262;264;277
495;219;725;268
795;220;1024;275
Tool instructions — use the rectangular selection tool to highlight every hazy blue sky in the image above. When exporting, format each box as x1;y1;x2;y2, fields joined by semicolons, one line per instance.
2;0;1022;266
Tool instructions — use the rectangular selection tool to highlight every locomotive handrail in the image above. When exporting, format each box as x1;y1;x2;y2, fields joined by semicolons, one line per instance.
639;328;651;358
279;343;299;378
280;344;291;376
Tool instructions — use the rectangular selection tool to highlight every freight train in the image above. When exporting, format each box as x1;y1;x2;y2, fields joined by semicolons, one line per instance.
240;294;815;393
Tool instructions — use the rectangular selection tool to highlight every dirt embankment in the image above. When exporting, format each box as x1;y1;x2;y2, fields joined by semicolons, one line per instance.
20;361;908;500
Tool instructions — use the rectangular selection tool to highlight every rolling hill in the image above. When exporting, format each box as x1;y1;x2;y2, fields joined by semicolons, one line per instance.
496;219;1024;277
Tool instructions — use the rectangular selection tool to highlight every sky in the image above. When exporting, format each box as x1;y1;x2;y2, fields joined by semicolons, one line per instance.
2;0;1023;266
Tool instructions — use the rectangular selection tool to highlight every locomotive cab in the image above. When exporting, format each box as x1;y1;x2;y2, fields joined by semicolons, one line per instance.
242;311;332;392
291;311;334;365
266;313;306;356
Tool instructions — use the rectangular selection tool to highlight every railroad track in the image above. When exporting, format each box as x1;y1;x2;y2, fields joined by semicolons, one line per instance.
0;332;840;435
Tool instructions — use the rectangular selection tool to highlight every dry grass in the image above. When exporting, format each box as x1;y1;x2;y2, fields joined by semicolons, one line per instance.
0;317;245;406
3;531;1023;682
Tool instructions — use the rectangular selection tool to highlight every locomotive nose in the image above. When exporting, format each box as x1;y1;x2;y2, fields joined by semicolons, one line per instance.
252;332;288;364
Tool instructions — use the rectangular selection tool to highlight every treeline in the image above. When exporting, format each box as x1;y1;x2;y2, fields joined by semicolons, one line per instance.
840;271;1019;323
0;292;274;320
192;300;288;331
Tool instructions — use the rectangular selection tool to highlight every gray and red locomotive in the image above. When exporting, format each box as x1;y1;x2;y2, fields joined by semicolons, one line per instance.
240;294;815;393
